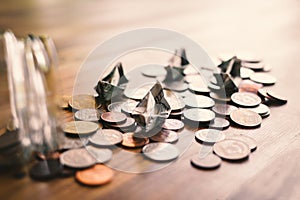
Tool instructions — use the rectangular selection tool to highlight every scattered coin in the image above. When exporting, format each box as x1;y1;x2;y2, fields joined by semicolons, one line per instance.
62;121;99;135
164;89;185;111
266;91;288;104
229;135;257;151
29;159;63;180
195;129;225;144
124;84;154;100
142;142;179;161
59;137;85;150
209;92;231;102
86;145;113;163
121;100;139;115
246;104;270;116
190;153;221;169
213;139;250;160
60;148;96;168
107;102;124;112
75;164;114;186
250;73;276;85
212;104;238;116
162;119;184;131
69;94;96;110
101;112;127;124
184;95;215;109
150;130;179;143
210;118;230;130
257;88;270;100
231;92;261;107
230;109;262;128
238;80;263;93
261;110;271;118
183;108;215;123
142;66;167;77
108;117;136;131
240;67;254;79
188;83;210;94
89;129;123;146
74;109;101;122
122;133;149;148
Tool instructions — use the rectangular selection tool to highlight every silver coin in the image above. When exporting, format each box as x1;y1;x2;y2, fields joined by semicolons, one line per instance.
213;139;250;160
74;109;101;122
142;66;166;77
60;148;96;168
150;130;179;143
212;104;238;116
230;109;262;128
59;137;86;150
85;145;113;163
209;92;231;102
183;95;215;108
121;100;139;115
195;129;225;144
183;108;215;123
142;142;179;161
246;104;270;115
250;73;276;85
107;102;123;112
240;67;254;79
231;92;261;107
89;129;123;146
210;117;230;130
191;153;221;169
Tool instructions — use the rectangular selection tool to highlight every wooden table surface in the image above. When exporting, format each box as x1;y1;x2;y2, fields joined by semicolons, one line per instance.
1;0;300;199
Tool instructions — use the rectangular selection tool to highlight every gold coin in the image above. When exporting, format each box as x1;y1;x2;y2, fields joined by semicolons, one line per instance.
62;121;99;135
69;94;96;110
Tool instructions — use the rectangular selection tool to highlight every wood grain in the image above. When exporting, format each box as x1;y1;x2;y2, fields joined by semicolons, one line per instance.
1;0;300;199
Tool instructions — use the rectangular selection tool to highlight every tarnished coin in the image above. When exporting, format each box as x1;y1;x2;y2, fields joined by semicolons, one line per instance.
162;119;184;131
209;92;231;102
60;148;96;168
240;67;254;79
164;89;185;111
210;118;230;130
122;133;149;148
246;104;270;116
188;83;210;94
75;109;101;122
229;135;257;151
267;91;288;104
86;145;112;163
101;112;127;124
150;130;179;143
121;100;139;115
184;95;215;109
195;129;225;144
183;108;215;123
75;164;114;186
231;92;261;107
89;129;123;146
29;159;63;180
108;117;136;130
58;95;71;109
69;94;96;110
191;153;221;169
107;102;123;112
142;142;179;161
62;121;99;135
142;66;166;77
213;139;250;160
212;104;238;116
250;73;276;85
230;109;262;128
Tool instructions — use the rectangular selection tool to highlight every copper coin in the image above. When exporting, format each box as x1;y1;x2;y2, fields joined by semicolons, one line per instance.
230;109;262;128
212;104;238;116
162;119;184;131
86;145;112;163
75;109;101;122
164;89;185;111
246;104;270;116
150;130;178;143
229;135;257;151
62;121;99;135
184;95;215;109
250;73;276;85
69;94;96;110
213;139;250;160
101;112;127;124
75;164;114;186
60;148;96;168
266;91;288;104
122;133;149;148
89;129;123;146
191;153;221;169
231;92;261;107
210;117;230;130
195;129;225;144
107;102;123;113
183;108;215;123
142;142;179;161
108;117;136;130
209;92;231;102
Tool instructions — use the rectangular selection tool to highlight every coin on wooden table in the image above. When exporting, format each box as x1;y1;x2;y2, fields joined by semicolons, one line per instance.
86;145;112;163
75;109;101;122
101;112;127;124
213;139;250;160
108;117;136;131
190;153;221;169
183;108;215;123
162;119;184;131
60;148;96;168
212;104;238;116
209;92;231;102
122;132;149;148
142;142;179;162
164;89;185;112
89;129;123;146
184;95;215;109
62;121;99;135
29;159;63;180
246;104;270;116
69;94;96;110
75;164;114;186
195;129;225;144
210;117;230;130
142;66;167;77
121;100;139;115
150;130;178;143
58;95;71;109
250;73;276;85
229;135;257;152
240;67;254;79
231;92;261;107
230;109;262;128
266;91;288;104
107;102;123;113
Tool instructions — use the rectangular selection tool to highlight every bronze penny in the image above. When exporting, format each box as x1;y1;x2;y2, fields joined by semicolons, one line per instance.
162;119;184;131
231;92;261;107
101;112;127;124
75;164;114;186
150;130;178;143
230;109;262;128
60;148;96;168
212;104;238;116
213;139;250;160
191;153;221;169
69;94;96;110
121;133;149;148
